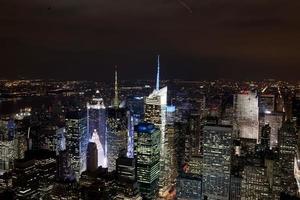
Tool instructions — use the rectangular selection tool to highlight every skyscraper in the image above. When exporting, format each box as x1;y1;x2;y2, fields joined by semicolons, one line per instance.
186;114;203;175
235;91;259;140
89;129;105;168
55;127;66;155
107;67;133;171
87;93;107;168
135;123;160;200
7;118;16;141
294;146;300;194
261;124;271;151
278;121;298;196
0;139;19;170
36;157;57;198
12;159;39;199
56;150;75;182
241;160;271;199
202;120;232;200
263;112;283;148
292;93;300;127
176;173;202;200
144;55;169;193
65;111;88;180
107;107;129;172
116;151;142;200
86;142;98;172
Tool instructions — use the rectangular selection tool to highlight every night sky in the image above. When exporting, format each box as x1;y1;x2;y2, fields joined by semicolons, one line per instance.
1;0;300;81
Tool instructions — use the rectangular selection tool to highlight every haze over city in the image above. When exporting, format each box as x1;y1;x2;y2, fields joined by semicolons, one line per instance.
1;0;300;80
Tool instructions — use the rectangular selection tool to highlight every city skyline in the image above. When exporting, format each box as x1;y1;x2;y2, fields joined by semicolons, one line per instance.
1;1;300;199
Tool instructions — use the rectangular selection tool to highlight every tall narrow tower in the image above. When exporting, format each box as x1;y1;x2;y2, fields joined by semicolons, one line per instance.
156;55;160;91
114;65;119;108
144;55;169;194
87;95;107;168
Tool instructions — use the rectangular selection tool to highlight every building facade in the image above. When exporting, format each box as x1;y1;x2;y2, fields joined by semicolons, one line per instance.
202;122;232;200
135;123;160;200
87;94;107;168
65;111;88;180
235;91;259;140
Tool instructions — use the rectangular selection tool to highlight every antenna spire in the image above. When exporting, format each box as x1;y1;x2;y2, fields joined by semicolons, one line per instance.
156;55;160;91
114;65;119;108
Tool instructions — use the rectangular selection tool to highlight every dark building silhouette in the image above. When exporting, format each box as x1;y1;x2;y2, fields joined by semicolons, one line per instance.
87;142;98;173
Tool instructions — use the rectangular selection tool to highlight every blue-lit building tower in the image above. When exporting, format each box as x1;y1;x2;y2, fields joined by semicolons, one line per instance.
135;123;160;200
87;92;107;168
7;118;16;141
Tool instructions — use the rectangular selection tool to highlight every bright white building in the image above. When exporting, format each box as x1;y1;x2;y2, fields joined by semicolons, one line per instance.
235;91;259;140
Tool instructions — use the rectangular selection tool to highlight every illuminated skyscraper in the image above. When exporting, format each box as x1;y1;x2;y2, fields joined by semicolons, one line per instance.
127;96;145;125
116;151;142;200
65;111;88;180
144;55;169;192
107;107;129;172
87;92;107;168
164;109;178;187
278;121;298;196
261;124;271;150
127;113;135;158
176;173;202;200
241;160;271;200
36;157;57;198
144;86;167;128
292;93;300;127
12;159;39;199
107;68;133;171
55;127;66;155
202;121;232;200
7;118;16;141
0;138;22;170
235;91;259;140
186;114;203;175
135;123;160;200
263;112;283;148
89;129;105;168
294;146;300;194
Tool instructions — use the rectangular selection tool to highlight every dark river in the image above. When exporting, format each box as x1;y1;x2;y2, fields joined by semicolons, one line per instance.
0;97;53;116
